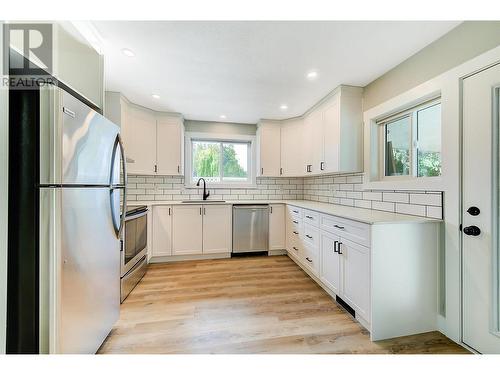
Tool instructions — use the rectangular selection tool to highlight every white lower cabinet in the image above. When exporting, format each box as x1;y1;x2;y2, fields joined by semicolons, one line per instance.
152;206;173;257
153;204;232;258
269;204;286;250
286;208;371;324
338;238;370;322
319;231;341;295
172;205;203;255
202;205;232;254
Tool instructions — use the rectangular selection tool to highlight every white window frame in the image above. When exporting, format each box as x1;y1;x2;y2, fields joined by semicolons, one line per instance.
184;132;256;188
377;97;442;181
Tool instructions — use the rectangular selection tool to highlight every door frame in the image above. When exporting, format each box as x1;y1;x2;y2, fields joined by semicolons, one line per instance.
459;60;500;353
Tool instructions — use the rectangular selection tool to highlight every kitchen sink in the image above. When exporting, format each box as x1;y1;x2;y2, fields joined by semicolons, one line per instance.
181;200;226;203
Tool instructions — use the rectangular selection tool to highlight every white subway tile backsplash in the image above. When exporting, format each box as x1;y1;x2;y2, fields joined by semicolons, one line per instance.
127;172;442;219
426;206;443;219
382;192;410;203
410;193;442;206
395;203;426;216
363;191;383;201
372;201;395;212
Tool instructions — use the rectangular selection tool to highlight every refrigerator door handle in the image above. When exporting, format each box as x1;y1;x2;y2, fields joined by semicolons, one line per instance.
110;134;127;238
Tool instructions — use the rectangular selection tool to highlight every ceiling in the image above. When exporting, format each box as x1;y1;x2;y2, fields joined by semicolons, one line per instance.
91;21;460;124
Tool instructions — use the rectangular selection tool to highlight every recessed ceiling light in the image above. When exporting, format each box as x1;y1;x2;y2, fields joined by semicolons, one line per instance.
219;115;227;119
306;70;318;80
152;94;160;99
280;104;288;111
121;48;135;57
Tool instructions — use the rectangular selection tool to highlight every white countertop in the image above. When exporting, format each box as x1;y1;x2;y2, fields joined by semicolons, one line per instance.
127;199;440;225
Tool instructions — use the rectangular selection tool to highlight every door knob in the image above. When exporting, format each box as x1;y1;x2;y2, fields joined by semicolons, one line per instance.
467;206;480;216
463;225;481;236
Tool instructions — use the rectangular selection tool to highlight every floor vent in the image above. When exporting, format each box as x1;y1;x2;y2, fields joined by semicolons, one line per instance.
336;295;356;318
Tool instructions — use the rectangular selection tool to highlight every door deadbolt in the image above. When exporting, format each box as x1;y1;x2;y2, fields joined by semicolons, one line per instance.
467;206;480;216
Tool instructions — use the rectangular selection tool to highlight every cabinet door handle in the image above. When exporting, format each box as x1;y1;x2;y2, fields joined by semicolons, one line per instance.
334;225;345;230
199;207;202;215
293;220;298;224
270;206;273;214
305;215;313;219
306;234;313;239
168;207;171;216
154;164;157;173
203;207;206;215
177;165;180;173
293;210;299;214
320;161;325;171
306;257;312;263
338;242;343;255
334;240;338;253
261;167;264;175
280;167;283;175
292;246;298;251
293;231;298;235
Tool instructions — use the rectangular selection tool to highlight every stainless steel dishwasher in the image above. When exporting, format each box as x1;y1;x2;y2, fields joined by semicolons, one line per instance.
232;205;269;254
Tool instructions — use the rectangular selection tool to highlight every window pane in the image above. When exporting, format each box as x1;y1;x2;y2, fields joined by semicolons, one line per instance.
385;117;410;176
192;141;221;183
222;142;248;181
417;103;442;177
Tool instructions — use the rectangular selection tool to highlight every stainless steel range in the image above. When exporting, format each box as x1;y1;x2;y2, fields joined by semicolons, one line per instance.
121;205;148;302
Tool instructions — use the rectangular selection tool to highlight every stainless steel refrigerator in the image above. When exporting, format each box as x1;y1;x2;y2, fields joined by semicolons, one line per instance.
7;84;126;354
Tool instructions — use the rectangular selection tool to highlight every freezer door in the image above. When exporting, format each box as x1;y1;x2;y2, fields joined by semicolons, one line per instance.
40;187;120;354
40;86;120;186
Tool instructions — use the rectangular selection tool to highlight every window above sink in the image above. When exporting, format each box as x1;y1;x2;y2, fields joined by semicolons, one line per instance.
184;132;257;188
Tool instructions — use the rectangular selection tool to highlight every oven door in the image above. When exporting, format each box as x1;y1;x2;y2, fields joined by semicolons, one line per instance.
122;211;148;276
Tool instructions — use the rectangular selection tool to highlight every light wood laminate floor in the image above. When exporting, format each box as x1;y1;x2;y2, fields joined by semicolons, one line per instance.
98;255;468;354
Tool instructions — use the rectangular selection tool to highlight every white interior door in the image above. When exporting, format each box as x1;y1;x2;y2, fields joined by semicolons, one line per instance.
462;62;500;354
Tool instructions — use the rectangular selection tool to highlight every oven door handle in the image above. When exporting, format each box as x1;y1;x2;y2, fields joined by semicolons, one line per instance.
125;211;148;222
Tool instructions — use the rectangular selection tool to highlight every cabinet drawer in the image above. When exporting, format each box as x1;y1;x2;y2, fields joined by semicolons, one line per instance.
320;214;370;247
303;223;320;247
288;205;303;218
302;244;319;276
303;209;320;227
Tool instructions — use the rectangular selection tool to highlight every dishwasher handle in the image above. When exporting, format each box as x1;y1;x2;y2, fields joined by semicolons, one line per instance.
233;205;269;210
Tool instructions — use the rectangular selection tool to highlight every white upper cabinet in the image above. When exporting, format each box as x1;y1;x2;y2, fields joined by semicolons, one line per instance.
121;102;157;175
304;86;363;175
255;85;362;177
156;115;184;175
257;121;281;177
53;24;104;109
322;97;341;173
109;95;184;176
280;118;304;177
303;108;324;174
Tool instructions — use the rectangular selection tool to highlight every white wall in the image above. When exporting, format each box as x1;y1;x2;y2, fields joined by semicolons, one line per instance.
363;44;500;344
0;20;8;354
